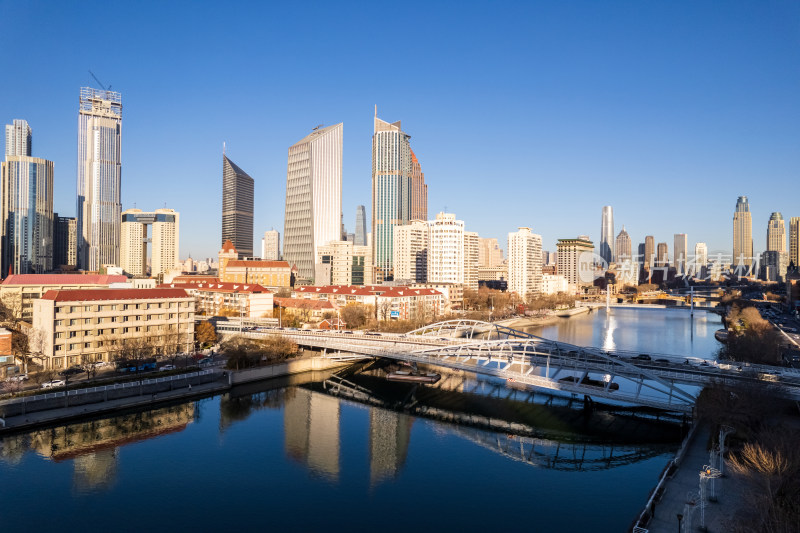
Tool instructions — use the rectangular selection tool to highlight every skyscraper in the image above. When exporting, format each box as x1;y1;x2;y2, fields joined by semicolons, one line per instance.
694;242;708;277
410;150;427;222
656;242;669;267
120;208;179;278
733;196;753;268
644;235;655;268
556;237;594;287
354;205;367;247
614;226;631;262
766;212;786;252
600;206;614;264
790;217;800;267
673;233;688;275
5;119;31;157
463;231;480;291
77;87;122;271
508;227;543;297
262;229;280;260
222;154;254;259
53;214;77;268
283;124;343;280
427;213;464;284
478;238;504;268
1;156;54;274
372;108;412;281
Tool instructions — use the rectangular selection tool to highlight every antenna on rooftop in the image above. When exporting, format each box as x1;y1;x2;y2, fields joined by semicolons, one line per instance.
223;141;226;155
88;70;111;92
313;124;323;131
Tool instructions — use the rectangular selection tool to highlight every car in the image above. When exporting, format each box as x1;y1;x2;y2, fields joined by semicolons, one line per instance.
59;366;83;377
198;358;213;366
42;379;66;389
159;364;176;371
633;354;651;361
654;358;670;364
6;374;28;382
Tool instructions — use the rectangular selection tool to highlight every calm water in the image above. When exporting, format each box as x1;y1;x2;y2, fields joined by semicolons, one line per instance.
0;309;719;532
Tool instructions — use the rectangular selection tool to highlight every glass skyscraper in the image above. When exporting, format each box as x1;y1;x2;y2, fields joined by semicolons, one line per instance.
355;205;367;247
600;206;614;264
372;108;412;281
222;154;254;258
77;87;122;271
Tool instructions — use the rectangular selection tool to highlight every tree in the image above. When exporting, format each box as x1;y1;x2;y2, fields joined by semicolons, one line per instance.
378;299;393;321
196;321;217;348
340;303;368;329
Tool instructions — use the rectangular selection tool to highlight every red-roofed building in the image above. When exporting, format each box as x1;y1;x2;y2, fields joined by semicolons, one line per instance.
273;297;336;321
220;259;292;288
159;282;273;318
0;274;129;320
32;288;195;370
292;285;444;321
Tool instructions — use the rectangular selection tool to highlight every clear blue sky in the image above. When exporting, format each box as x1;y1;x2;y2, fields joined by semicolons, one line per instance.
2;1;798;261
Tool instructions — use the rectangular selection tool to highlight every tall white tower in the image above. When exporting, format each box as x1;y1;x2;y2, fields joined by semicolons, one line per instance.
508;227;543;298
600;206;614;264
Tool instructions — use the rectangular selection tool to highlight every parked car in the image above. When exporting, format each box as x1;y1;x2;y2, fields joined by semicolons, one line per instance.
59;366;83;377
42;379;66;389
159;364;176;371
197;358;213;366
6;374;28;382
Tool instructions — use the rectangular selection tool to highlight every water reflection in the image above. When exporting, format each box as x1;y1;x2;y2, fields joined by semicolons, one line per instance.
284;388;340;480
369;409;412;486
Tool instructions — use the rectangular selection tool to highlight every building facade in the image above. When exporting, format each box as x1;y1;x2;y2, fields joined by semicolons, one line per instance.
355;205;367;247
393;220;428;283
600;206;614;264
556;237;595;287
463;231;479;292
694;242;708;277
767;212;786;253
478;238;504;268
316;240;373;286
32;288;195;370
372;109;413;281
673;233;687;275
77;88;122;271
222;154;254;258
427;213;464;285
615;226;632;263
53;214;77;269
790;217;800;268
508;227;543;298
410;149;427;222
656;242;669;268
1;156;54;275
262;229;280;260
283;124;343;280
644;236;655;268
120;208;179;278
5;119;31;157
733;196;753;268
160;281;273;319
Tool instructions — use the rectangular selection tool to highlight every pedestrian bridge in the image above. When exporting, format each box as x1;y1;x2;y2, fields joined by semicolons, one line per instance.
238;320;800;413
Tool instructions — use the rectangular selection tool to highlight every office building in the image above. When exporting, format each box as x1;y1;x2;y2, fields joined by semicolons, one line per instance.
644;236;655;268
53;214;77;268
508;227;543;298
761;251;788;283
77;87;122;271
478;238;504;268
427;213;464;284
222;154;254;258
600;206;614;264
283;124;343;280
767;212;786;253
120;208;179;278
656;242;669;267
463;231;479;292
615;226;631;262
733;196;753;268
673;233;688;275
410;150;427;222
316;240;373;286
262;229;280;261
393;220;428;283
694;242;708;277
372;108;413;281
5;119;31;157
790;217;800;267
355;205;367;246
32;288;194;370
556;237;595;287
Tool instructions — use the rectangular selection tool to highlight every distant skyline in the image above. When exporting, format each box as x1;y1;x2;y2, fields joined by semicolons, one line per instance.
1;1;798;260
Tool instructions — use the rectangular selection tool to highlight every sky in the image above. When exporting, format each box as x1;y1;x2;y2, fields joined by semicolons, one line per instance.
1;0;798;261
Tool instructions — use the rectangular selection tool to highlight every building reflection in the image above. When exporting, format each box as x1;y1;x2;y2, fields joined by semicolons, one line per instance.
284;388;340;480
369;409;411;486
22;403;195;491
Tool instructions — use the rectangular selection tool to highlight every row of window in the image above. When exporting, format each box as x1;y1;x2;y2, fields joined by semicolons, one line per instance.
57;301;190;314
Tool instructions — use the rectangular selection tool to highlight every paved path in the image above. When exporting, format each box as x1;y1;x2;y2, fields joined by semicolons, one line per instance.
0;379;229;433
645;424;747;533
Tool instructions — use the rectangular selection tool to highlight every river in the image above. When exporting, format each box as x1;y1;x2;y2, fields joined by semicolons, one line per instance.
0;309;720;532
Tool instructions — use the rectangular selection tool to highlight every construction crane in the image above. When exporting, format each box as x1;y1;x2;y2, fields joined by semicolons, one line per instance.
88;70;112;92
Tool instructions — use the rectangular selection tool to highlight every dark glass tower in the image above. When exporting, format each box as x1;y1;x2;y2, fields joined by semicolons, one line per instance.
222;154;254;258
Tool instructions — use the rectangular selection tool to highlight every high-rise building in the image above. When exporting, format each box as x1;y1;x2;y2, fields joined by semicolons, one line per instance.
614;226;631;262
120;208;179;278
393;220;428;283
372;108;412;281
53;214;77;268
354;205;367;247
556;237;595;287
1;156;54;274
463;231;479;292
766;212;786;253
733;196;753;268
656;242;669;267
283;124;343;280
478;238;504;268
222;154;254;259
427;213;464;284
5;119;31;157
694;242;708;277
790;217;800;267
508;227;543;298
600;206;614;264
644;236;655;268
673;233;688;275
77;87;122;271
262;229;280;260
316;240;373;286
410;150;427;222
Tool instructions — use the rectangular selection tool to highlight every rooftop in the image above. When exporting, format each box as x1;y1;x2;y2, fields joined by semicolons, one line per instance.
2;274;128;286
226;260;291;269
41;288;191;303
159;282;271;294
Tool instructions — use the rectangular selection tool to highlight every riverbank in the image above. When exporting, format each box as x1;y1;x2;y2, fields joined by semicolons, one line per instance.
498;315;560;328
